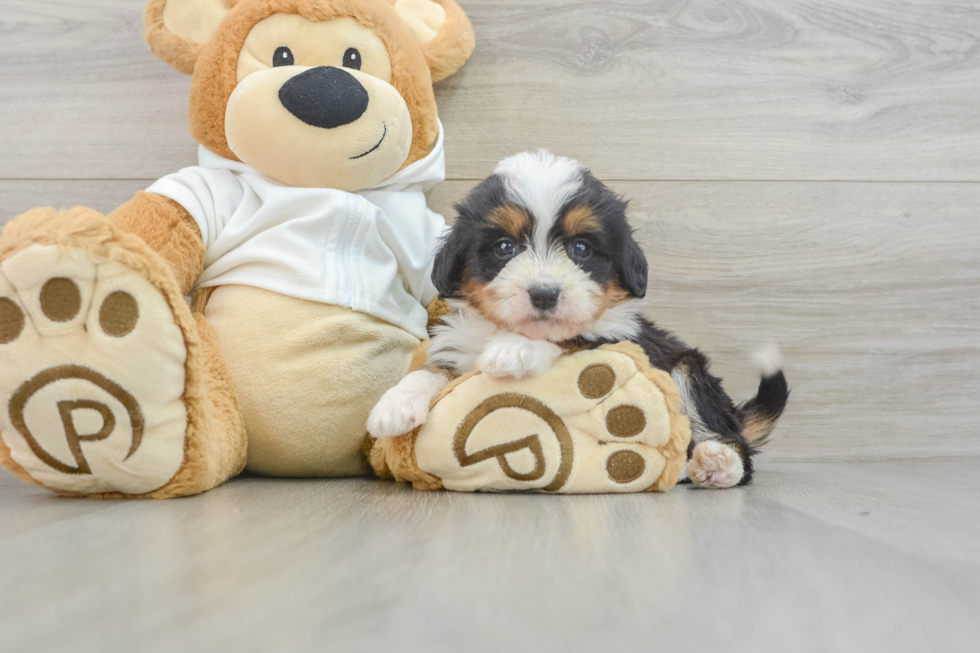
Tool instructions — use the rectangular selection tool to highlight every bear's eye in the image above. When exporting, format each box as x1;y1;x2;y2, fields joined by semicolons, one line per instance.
343;47;362;70
273;46;294;67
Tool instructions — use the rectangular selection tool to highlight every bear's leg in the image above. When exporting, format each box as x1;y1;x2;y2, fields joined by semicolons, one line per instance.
203;286;421;478
0;207;246;497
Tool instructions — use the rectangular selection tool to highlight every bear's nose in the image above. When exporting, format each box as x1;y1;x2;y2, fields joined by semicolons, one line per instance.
278;66;369;129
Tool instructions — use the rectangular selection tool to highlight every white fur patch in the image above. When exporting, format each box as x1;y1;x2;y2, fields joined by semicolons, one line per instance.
670;367;711;442
494;150;583;252
475;333;563;379
687;440;743;489
428;303;498;373
367;369;449;438
581;299;643;341
753;344;784;378
484;246;604;342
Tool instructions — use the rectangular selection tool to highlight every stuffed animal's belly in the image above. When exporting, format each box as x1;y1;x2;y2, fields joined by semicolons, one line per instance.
204;285;419;477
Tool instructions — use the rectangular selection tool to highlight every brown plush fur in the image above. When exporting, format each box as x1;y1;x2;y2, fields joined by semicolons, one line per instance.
0;0;474;498
418;0;475;83
0;207;248;499
426;296;451;329
184;0;440;169
409;339;431;372
144;0;205;75
368;429;442;490
108;191;207;296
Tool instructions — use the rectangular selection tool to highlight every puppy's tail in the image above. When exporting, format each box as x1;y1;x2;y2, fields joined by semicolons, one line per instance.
737;345;790;449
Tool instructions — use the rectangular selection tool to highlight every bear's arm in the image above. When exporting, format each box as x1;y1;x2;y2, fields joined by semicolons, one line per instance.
108;191;206;296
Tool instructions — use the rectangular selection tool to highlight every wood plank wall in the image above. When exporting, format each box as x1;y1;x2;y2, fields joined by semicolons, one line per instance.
1;0;977;460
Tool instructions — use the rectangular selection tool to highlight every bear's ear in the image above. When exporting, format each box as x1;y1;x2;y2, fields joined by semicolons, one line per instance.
143;0;235;74
393;0;475;83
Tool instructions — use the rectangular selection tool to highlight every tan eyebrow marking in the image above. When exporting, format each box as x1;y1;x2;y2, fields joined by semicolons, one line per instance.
563;205;600;236
488;205;530;238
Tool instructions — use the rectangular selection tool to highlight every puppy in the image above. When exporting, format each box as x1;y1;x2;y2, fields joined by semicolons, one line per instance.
367;151;789;488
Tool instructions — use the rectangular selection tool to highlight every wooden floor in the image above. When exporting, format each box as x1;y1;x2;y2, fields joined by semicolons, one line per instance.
1;460;979;652
0;1;978;650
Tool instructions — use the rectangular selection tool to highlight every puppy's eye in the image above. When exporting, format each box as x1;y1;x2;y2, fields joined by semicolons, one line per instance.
343;47;362;70
494;239;517;260
569;239;592;260
273;46;294;67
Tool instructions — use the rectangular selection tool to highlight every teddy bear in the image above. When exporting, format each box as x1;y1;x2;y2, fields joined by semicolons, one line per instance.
0;0;475;498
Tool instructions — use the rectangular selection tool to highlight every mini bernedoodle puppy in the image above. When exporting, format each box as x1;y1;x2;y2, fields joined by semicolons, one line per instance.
368;151;789;488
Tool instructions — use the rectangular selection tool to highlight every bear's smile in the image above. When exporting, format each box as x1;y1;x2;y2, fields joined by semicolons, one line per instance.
351;123;387;160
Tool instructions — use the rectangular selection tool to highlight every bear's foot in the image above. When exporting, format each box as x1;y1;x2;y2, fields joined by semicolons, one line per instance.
0;208;202;496
370;342;691;494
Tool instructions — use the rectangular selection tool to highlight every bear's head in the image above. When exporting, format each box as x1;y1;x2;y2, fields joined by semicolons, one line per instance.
144;0;474;191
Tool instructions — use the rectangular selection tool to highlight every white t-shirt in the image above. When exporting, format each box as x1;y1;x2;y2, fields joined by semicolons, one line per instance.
147;122;448;339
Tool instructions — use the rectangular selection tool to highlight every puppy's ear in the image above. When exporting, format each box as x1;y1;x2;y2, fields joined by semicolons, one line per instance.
393;0;476;82
431;223;470;298
144;0;233;74
618;234;649;298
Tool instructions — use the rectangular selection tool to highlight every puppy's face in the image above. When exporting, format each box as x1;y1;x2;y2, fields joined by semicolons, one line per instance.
433;152;649;342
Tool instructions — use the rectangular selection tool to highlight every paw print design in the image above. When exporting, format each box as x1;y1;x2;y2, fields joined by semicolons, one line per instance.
0;241;189;495
411;345;690;493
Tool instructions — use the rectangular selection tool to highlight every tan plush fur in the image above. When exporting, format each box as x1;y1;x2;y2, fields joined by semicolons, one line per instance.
369;429;442;490
108;191;206;296
366;365;469;486
426;296;451;329
409;339;431;372
160;312;248;497
144;0;205;74
0;0;475;498
184;0;439;167
204;285;420;477
0;207;248;499
600;342;691;492
418;0;474;82
368;343;692;494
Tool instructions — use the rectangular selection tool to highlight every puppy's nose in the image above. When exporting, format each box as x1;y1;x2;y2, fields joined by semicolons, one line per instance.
279;66;369;129
529;286;561;312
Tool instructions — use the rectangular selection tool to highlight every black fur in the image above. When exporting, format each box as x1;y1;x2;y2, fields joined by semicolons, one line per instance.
434;160;789;486
432;169;649;301
432;174;517;298
574;318;789;486
561;170;648;298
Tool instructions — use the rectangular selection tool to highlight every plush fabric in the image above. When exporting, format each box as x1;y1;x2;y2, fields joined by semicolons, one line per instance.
108;191;205;295
0;208;247;498
187;0;441;167
370;343;692;493
147;127;447;338
204;285;419;476
0;0;474;497
414;0;474;82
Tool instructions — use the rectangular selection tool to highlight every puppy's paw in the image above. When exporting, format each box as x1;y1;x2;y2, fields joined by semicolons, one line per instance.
475;334;562;379
687;440;744;489
367;371;447;438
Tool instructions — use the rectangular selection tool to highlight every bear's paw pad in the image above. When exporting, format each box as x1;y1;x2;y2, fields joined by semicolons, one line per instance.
412;347;687;493
0;244;188;495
